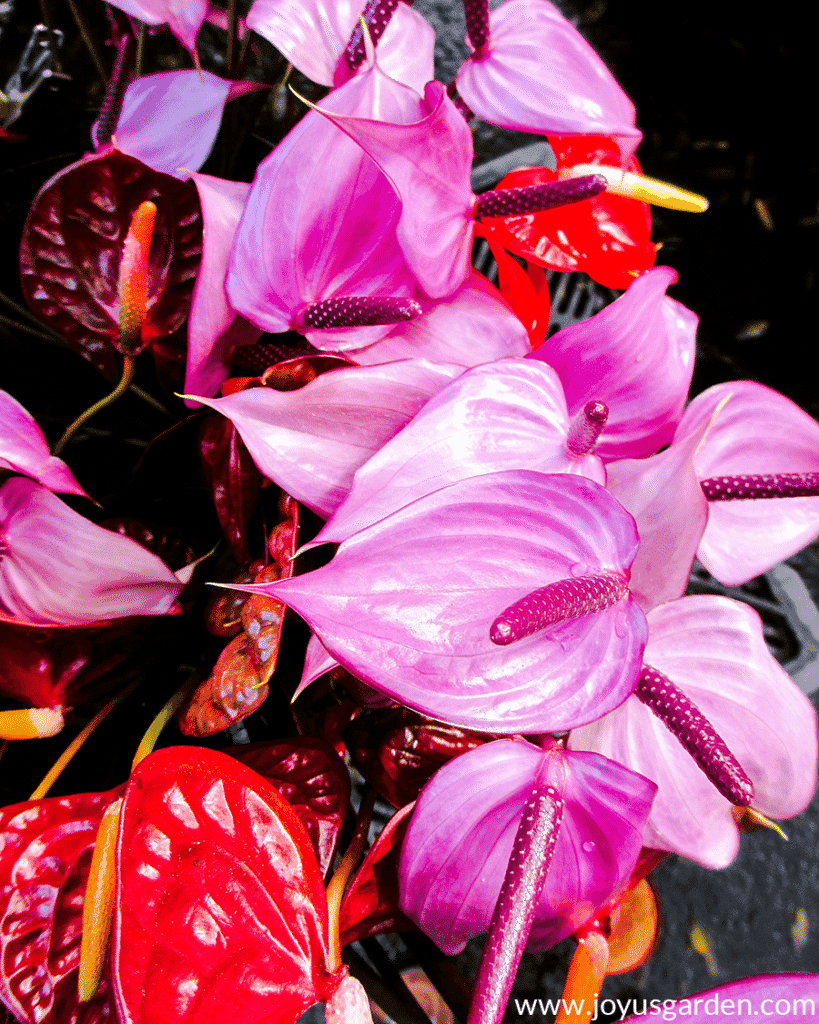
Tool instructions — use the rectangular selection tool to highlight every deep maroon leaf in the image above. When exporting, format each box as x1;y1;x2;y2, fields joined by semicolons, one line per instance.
113;747;341;1024
0;787;125;1024
227;736;351;878
19;149;202;380
346;706;489;808
199;414;262;564
338;803;416;947
100;517;196;572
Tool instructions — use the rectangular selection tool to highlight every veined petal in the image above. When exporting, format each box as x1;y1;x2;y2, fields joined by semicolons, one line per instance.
0;390;87;497
398;739;655;954
569;595;818;868
347;271;529;366
0;478;181;626
529;267;697;460
262;471;646;733
455;0;640;163
187;360;462;517
312;359;605;546
674;381;819;585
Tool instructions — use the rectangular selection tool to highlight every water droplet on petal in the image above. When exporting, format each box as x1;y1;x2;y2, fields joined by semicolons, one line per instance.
582;840;595;853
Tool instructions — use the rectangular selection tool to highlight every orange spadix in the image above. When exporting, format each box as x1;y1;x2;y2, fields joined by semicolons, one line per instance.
119;200;157;354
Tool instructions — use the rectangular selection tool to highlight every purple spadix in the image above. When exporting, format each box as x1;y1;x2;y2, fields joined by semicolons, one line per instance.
296;296;422;331
701;471;819;502
344;0;402;71
474;175;607;220
566;400;609;457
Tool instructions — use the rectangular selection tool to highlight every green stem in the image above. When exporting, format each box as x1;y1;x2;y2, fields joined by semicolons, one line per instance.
65;0;108;86
53;354;136;456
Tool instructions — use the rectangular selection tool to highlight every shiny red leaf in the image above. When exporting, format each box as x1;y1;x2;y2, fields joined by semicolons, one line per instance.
473;222;549;348
227;736;350;878
113;746;341;1024
0;786;125;1024
19;149;202;380
199;414;262;564
482;136;655;290
204;561;265;637
345;706;489;809
338;804;416;947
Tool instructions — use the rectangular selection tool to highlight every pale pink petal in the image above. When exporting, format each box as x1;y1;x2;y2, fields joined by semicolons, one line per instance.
295;634;340;700
569;595;818;868
455;0;640;163
0;478;182;626
0;390;87;497
185;174;261;401
226;67;421;349
187;360;461;517
106;0;208;53
625;976;819;1024
312;81;475;298
247;0;434;91
675;381;819;585
347;271;530;366
264;471;646;733
312;359;604;545
529;268;697;460
399;739;655;954
110;70;231;178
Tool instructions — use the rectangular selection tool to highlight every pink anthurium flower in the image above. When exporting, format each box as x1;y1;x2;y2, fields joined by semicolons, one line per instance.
0;390;87;497
454;0;641;163
95;70;264;180
254;471;647;733
104;0;208;56
398;738;656;954
226;65;426;350
624;975;819;1024
186;359;462;518
0;477;182;626
345;271;530;367
185;173;261;401
673;381;819;585
309;358;606;546
569;595;818;869
247;0;435;92
527;267;698;461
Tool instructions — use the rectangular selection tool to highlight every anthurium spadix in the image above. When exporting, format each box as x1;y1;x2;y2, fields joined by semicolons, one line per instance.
0;390;87;497
254;471;647;733
454;0;641;163
247;0;435;92
0;477;182;626
672;381;819;585
226;66;424;350
527;267;698;461
186;359;462;518
309;359;606;547
569;595;818;869
398;739;656;955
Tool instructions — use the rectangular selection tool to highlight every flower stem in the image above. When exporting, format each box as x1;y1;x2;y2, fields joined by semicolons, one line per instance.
65;0;108;86
78;798;122;1001
132;676;198;770
52;354;136;456
326;788;376;972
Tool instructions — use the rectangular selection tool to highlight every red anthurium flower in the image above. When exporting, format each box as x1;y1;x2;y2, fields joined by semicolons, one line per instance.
483;136;656;290
0;390;87;497
455;0;640;163
569;596;818;868
398;739;656;954
256;471;646;733
113;747;344;1024
0;477;182;626
247;0;435;91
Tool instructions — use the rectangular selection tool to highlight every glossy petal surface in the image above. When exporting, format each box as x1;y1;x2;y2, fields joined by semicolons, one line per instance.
347;271;529;366
105;0;208;52
113;747;339;1024
188;359;460;517
247;0;434;91
0;787;124;1024
20;150;202;380
313;80;475;298
0;478;182;626
399;740;655;954
226;67;419;350
528;267;697;460
265;471;646;732
0;390;86;496
456;0;640;162
675;381;819;585
312;359;604;545
569;596;818;868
